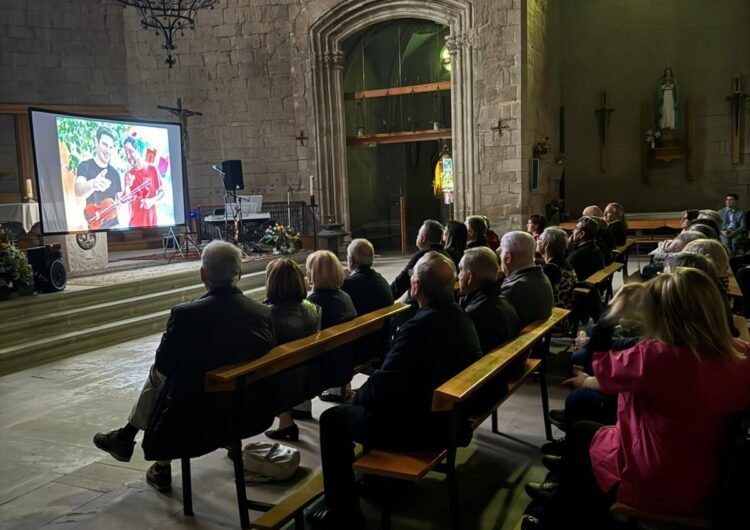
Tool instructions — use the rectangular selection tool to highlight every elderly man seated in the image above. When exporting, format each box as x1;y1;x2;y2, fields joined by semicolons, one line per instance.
308;251;481;529
465;215;491;249
458;247;520;354
390;219;447;299
342;238;393;315
92;241;276;491
499;231;554;328
567;216;606;281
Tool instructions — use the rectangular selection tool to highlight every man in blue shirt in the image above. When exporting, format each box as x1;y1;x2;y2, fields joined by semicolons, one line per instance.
718;193;746;255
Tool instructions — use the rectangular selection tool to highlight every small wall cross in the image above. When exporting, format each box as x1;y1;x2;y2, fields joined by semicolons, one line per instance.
296;130;308;145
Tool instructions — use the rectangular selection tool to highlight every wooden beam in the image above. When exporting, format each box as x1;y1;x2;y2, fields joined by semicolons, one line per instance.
343;81;450;100
0;104;129;116
347;128;452;146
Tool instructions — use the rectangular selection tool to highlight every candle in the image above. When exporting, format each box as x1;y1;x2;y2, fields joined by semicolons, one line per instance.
309;174;314;196
735;77;741;93
25;178;33;200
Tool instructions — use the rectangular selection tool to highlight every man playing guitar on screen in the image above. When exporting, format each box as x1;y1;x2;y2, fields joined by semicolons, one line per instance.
75;126;123;229
122;136;165;228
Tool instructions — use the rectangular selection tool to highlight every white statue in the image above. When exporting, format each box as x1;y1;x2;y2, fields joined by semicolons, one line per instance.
657;67;678;130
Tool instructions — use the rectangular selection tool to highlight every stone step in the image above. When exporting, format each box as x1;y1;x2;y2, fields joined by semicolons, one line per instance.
0;285;266;376
107;237;165;251
0;271;266;348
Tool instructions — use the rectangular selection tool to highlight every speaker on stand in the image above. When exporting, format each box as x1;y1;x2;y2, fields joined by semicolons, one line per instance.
221;160;244;194
26;244;67;292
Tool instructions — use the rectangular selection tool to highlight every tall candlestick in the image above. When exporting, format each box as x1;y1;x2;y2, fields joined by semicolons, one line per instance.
309;174;314;196
25;178;33;200
734;77;741;93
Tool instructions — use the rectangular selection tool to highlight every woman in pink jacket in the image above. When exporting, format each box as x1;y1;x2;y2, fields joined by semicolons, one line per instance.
524;267;750;529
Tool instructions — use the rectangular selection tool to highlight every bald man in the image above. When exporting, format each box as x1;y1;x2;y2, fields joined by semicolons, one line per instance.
310;251;481;528
581;205;615;262
499;231;554;328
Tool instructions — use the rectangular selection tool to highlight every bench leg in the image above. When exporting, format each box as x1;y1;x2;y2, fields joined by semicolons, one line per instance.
294;511;305;529
446;451;461;530
491;409;499;435
380;483;391;530
181;458;193;516
230;438;251;529
539;362;553;441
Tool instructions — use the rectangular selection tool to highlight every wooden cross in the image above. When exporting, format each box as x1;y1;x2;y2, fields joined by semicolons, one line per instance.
594;92;614;174
296;130;308;146
727;77;748;164
157;98;202;156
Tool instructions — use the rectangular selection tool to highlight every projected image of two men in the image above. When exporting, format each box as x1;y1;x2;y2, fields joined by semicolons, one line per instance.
57;117;175;232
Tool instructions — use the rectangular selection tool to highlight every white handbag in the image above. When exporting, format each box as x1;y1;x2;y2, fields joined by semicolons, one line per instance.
242;442;300;483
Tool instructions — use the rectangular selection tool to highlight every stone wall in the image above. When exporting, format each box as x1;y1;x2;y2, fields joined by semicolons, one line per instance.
0;0;128;106
0;117;18;194
561;0;750;215
522;0;562;221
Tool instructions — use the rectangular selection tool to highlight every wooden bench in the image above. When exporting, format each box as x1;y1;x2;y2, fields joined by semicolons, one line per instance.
572;262;625;325
612;238;634;277
352;307;571;530
175;302;411;529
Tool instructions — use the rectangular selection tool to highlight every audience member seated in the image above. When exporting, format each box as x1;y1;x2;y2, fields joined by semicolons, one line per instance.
698;208;724;231
537;227;578;311
603;202;627;246
465;215;490;249
581;205;615;262
686;219;719;239
499;231;554;328
719;193;746;256
263;258;322;441
443;219;468;267
643;230;705;279
458;247;520;354
305;250;358;405
92;241;276;491
524;268;750;530
483;215;501;250
683;238;730;290
308;252;482;529
342;238;395;367
680;209;699;229
526;213;547;241
566;216;605;281
390;219;447;299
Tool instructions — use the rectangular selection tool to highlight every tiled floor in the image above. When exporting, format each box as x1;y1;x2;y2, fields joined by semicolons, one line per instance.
0;253;586;530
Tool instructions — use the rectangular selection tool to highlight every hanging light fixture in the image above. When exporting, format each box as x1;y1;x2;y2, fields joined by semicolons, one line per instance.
113;0;219;68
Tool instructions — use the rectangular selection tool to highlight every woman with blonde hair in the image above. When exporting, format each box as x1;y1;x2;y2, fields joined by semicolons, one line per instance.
263;258;321;441
305;251;357;403
525;268;750;529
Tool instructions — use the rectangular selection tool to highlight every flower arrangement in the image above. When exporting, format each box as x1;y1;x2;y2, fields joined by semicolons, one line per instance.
259;224;302;254
0;224;34;299
645;129;662;149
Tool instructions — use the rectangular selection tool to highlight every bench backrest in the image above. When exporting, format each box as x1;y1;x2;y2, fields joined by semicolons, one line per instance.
205;302;410;392
431;307;570;412
585;262;623;285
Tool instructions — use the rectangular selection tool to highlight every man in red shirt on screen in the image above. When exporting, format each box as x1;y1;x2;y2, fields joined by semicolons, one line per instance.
123;136;165;228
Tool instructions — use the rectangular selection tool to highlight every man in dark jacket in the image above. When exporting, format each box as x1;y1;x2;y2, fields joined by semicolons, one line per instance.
567;216;606;281
308;252;481;529
458;246;520;354
465;214;491;249
390;219;447;299
342;238;393;315
499;231;554;328
92;241;275;491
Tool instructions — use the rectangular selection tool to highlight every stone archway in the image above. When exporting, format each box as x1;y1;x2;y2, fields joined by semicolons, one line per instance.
309;0;477;230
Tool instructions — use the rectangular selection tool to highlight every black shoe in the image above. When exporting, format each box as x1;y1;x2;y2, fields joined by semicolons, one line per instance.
291;409;314;421
265;424;299;442
521;515;543;530
93;429;135;462
548;409;566;430
307;507;365;529
542;455;562;475
319;391;344;404
146;462;172;492
524;481;559;502
541;437;565;456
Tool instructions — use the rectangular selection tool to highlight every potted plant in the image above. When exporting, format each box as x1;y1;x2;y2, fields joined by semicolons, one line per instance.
0;224;34;300
259;224;302;255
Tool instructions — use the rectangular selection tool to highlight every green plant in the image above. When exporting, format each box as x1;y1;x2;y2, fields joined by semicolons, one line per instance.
259;224;302;254
0;224;34;297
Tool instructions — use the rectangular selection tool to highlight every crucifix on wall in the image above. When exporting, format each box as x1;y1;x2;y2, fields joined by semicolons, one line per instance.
727;77;748;164
157;98;202;157
595;92;614;174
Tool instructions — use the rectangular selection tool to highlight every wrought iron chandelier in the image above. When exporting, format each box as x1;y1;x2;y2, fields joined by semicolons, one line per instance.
113;0;219;68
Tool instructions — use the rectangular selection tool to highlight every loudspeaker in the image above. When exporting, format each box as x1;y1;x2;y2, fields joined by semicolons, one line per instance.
26;244;67;292
530;158;540;190
221;160;244;191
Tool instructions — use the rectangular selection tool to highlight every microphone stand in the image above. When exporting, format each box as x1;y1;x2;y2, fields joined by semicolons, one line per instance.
287;185;295;230
211;164;230;241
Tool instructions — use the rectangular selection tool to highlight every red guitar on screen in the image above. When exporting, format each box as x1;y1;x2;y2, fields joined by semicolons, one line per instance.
84;180;150;230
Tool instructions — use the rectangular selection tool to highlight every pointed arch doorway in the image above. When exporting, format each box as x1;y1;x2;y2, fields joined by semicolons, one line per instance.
310;0;478;248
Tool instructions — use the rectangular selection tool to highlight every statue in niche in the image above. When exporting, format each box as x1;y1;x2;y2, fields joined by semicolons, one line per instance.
657;67;679;130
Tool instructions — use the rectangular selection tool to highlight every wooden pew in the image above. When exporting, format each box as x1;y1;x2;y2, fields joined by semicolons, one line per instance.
612;238;634;277
352;307;571;530
179;302;411;529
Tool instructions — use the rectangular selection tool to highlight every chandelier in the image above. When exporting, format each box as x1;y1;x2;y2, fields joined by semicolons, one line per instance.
114;0;219;68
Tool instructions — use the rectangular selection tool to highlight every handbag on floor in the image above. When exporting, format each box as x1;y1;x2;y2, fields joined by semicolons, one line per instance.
242;442;300;483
